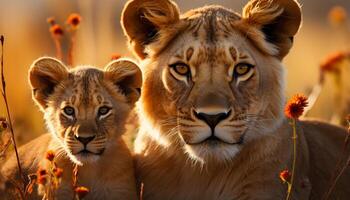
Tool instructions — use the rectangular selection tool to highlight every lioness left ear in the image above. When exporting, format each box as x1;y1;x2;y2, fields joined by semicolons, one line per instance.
242;0;302;59
104;59;142;104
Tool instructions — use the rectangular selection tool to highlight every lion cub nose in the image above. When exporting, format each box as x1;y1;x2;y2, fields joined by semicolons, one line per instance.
75;135;95;145
194;110;231;130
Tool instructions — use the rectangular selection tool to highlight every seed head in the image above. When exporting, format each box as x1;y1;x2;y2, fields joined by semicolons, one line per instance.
0;117;8;131
37;176;47;185
47;17;56;26
67;13;82;28
75;186;89;199
50;24;64;37
328;6;347;26
46;150;55;161
37;168;47;177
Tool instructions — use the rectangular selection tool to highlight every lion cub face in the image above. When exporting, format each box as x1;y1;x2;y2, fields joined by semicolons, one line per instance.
122;0;301;163
29;57;142;165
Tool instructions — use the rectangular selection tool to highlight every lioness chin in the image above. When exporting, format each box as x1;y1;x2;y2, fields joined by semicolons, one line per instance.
1;57;141;200
121;0;350;199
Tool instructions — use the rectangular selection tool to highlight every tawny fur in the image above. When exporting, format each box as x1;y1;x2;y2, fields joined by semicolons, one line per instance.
121;0;350;199
0;57;141;200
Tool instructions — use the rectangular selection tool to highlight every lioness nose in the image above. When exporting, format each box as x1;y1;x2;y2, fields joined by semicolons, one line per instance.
75;135;95;145
194;110;231;130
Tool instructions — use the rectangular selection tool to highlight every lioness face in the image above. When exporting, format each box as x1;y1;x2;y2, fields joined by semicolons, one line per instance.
122;0;301;163
29;58;142;165
142;27;284;163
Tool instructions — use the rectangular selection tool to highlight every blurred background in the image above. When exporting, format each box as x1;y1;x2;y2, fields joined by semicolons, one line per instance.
0;0;349;147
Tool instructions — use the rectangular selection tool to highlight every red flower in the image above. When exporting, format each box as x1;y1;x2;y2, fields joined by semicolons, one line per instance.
285;94;308;119
75;186;89;199
320;51;349;72
280;170;291;183
46;150;55;161
53;167;63;178
50;24;64;37
67;13;82;28
111;53;122;61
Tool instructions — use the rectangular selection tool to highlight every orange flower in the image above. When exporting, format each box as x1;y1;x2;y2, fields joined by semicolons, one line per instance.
50;24;64;37
67;13;82;28
280;170;291;183
285;94;308;119
328;6;347;26
46;150;55;161
320;51;349;72
53;167;63;178
75;186;89;199
111;53;122;61
47;17;56;26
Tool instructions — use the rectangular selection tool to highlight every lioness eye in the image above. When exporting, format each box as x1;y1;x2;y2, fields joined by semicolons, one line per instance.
234;63;253;77
63;106;75;116
98;106;111;116
170;63;190;76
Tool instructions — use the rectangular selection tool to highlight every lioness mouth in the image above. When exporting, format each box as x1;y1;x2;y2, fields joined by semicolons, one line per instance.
77;149;104;155
188;134;245;146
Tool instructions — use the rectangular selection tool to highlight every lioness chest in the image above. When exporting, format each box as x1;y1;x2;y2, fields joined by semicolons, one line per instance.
134;130;311;200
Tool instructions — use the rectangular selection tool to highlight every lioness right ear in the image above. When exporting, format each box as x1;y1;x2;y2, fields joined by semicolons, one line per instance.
104;59;142;105
121;0;180;59
29;57;68;110
242;0;302;59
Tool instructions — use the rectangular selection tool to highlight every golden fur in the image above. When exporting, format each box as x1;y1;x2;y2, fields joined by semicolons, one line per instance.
121;0;350;199
1;57;141;199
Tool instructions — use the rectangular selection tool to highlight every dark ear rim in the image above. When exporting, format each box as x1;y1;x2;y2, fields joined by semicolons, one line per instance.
104;58;142;104
29;57;68;110
242;0;302;59
121;0;180;59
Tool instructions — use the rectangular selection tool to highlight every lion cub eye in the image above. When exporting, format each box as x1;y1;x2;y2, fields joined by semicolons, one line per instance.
169;63;190;76
234;63;253;77
98;106;111;117
63;106;75;116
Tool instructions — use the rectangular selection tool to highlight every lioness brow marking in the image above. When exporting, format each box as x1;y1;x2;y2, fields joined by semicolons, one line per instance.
229;47;237;62
96;95;103;104
70;95;76;105
174;54;183;60
239;53;249;60
186;47;194;61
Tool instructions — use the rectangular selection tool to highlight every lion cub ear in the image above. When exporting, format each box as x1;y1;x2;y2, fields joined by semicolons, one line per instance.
242;0;302;59
104;59;142;105
29;57;69;110
121;0;180;59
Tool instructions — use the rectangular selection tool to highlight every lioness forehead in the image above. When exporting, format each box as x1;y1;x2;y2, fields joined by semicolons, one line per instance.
182;5;241;42
150;5;275;58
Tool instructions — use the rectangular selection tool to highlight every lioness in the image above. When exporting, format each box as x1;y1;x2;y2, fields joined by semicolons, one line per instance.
1;57;141;199
121;0;350;199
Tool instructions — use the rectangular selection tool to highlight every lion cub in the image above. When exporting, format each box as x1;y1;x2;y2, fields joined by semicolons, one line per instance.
1;57;141;199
